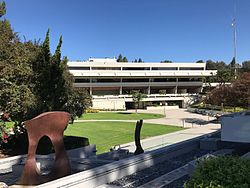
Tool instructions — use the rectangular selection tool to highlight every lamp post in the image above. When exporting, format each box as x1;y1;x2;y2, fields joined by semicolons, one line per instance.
232;18;237;78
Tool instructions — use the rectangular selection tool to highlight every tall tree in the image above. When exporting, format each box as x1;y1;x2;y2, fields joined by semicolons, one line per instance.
0;6;39;122
205;72;250;109
117;54;128;62
0;3;91;124
138;58;143;63
132;90;147;113
117;54;123;62
196;60;204;63
230;57;236;78
161;60;172;63
242;61;250;72
0;1;6;17
122;56;128;62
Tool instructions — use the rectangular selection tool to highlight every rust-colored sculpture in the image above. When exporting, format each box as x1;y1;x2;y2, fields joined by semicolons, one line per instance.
18;111;71;185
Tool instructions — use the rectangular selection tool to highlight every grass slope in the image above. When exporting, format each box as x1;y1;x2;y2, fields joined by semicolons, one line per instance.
80;112;164;120
65;121;183;153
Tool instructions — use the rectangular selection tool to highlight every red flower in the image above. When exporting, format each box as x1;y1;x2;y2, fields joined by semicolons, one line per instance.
2;132;8;143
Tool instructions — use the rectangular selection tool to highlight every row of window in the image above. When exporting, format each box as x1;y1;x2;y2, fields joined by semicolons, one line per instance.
74;78;203;83
69;67;204;71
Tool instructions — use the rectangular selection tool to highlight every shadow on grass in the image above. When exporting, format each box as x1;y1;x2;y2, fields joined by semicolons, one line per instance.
117;112;133;115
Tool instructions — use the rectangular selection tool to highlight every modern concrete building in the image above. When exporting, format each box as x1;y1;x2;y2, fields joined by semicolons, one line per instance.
68;58;216;110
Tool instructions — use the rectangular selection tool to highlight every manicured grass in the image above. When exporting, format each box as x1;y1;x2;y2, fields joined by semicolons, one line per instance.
64;121;183;153
80;112;164;120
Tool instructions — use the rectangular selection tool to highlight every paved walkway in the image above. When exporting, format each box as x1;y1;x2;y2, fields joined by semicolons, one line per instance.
75;109;221;152
124;109;220;151
120;123;220;152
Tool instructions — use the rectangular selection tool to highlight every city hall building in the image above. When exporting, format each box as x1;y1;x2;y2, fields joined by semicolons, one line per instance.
68;58;216;110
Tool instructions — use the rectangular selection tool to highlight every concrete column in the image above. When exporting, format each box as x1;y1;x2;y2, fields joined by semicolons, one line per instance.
175;78;178;94
175;86;178;94
148;78;151;95
120;86;123;95
120;78;123;95
90;78;92;95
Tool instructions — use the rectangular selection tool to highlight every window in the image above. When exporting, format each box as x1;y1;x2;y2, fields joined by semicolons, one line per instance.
152;78;176;82
178;78;202;82
123;78;149;82
92;67;121;70
68;67;90;70
179;67;204;70
92;78;120;83
74;78;90;83
122;67;150;71
152;67;178;70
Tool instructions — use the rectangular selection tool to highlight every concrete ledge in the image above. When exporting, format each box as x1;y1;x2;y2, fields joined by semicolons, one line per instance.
0;145;96;174
37;133;218;188
200;137;222;151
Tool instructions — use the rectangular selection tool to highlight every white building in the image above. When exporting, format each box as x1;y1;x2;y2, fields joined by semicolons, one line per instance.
68;58;216;110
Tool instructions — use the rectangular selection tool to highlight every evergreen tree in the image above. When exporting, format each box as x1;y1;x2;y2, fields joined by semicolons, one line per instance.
0;1;6;17
138;58;143;62
230;57;237;78
134;59;138;62
242;61;250;72
0;1;91;124
160;60;172;63
117;54;123;62
122;57;128;62
196;60;204;63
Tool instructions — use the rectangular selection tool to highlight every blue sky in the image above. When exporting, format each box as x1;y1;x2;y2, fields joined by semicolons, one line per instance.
4;0;250;63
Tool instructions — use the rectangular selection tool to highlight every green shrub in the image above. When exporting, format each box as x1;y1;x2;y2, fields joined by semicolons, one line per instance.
85;109;99;113
0;121;8;145
185;156;250;188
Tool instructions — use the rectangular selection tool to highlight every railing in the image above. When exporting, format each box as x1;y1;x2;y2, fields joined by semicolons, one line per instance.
92;93;198;100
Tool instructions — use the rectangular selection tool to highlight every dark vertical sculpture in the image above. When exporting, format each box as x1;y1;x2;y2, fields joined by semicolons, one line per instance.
134;119;144;155
18;111;71;185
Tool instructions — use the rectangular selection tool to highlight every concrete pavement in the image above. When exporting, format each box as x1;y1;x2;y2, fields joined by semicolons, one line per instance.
120;123;220;152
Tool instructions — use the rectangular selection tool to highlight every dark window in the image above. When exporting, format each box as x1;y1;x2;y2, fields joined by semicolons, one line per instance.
178;78;202;82
152;67;178;70
92;67;121;70
75;78;90;83
122;67;150;71
152;78;176;82
179;67;204;70
92;79;120;83
123;78;149;82
68;67;90;70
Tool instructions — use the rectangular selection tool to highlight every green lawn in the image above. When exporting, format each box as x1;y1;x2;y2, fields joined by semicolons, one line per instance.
80;112;164;120
65;121;183;153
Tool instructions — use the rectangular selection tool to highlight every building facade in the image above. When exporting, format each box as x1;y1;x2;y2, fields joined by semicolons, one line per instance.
68;58;216;110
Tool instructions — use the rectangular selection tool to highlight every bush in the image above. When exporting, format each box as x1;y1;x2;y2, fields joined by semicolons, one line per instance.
85;109;99;113
185;156;250;188
0;121;8;145
0;112;10;146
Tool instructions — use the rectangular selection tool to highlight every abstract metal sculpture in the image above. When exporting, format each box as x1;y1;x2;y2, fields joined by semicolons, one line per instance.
134;119;144;155
18;111;71;185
